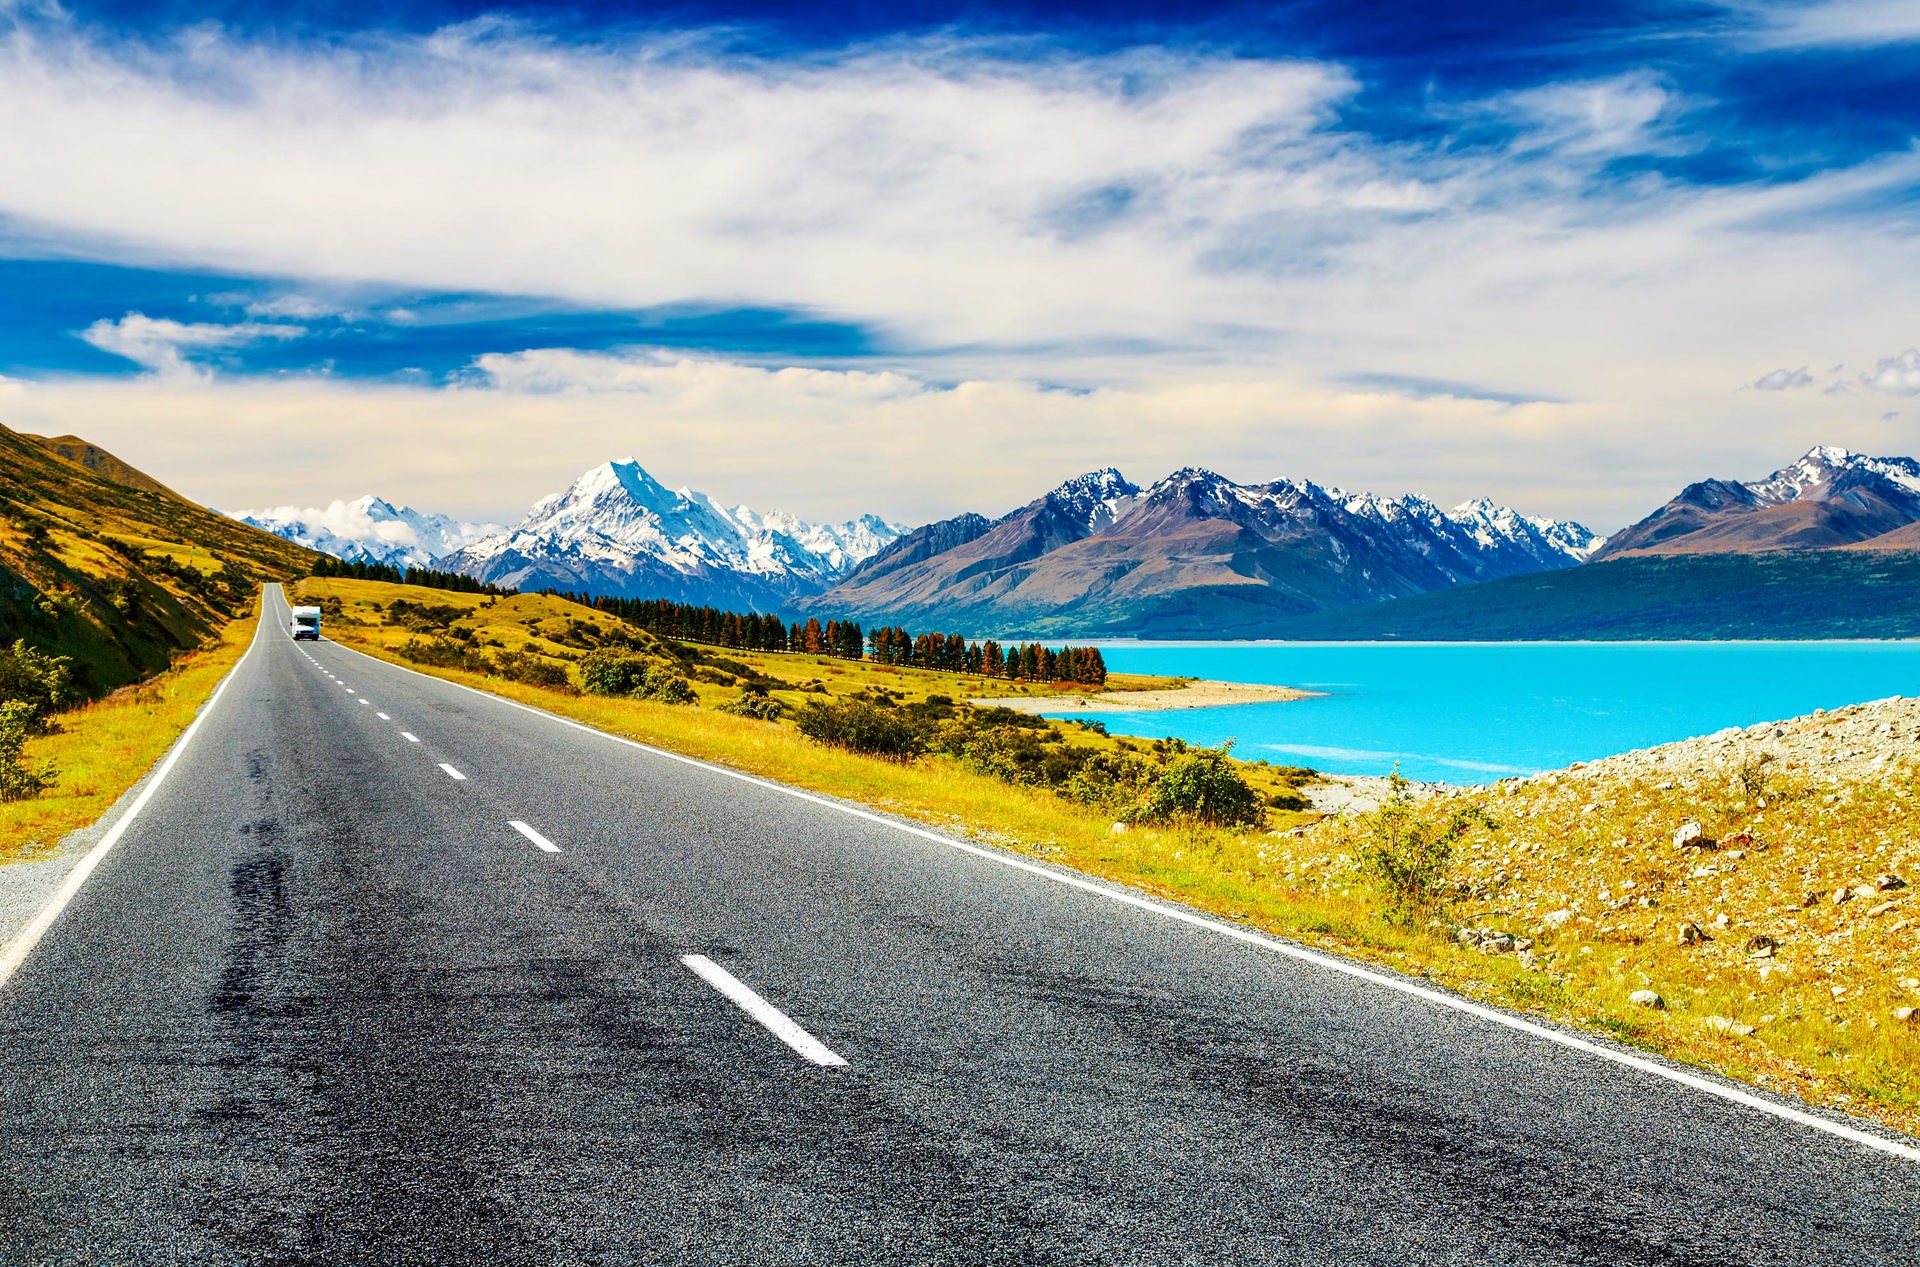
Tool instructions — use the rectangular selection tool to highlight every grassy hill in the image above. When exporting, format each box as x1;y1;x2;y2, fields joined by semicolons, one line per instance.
1247;551;1920;641
0;423;316;694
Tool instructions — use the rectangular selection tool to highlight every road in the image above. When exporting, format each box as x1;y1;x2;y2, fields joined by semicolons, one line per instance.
0;586;1911;1265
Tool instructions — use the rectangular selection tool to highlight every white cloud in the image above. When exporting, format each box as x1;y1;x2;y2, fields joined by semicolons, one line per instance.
79;312;302;379
1752;366;1813;390
0;20;1915;524
1862;348;1920;395
1736;0;1920;48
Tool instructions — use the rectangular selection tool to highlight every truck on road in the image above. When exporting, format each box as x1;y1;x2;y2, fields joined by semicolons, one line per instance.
289;605;322;641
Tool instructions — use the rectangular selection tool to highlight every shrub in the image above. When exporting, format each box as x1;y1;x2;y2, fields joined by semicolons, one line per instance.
0;699;52;801
1132;742;1263;827
1266;788;1311;812
398;638;490;672
579;649;652;696
579;650;692;703
0;639;75;729
718;688;785;721
794;698;924;760
1060;749;1160;810
492;651;572;691
639;665;696;704
1355;771;1496;923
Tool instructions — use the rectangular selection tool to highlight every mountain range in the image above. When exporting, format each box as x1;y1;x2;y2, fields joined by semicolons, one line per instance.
231;444;1920;640
810;468;1603;637
231;496;503;569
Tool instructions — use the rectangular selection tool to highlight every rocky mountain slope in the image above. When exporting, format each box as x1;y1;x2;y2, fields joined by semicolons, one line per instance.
437;459;904;610
1596;446;1920;559
230;495;503;569
811;467;1601;637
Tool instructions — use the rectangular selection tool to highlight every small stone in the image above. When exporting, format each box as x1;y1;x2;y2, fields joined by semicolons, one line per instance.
1702;1015;1756;1037
1713;913;1731;929
1108;821;1130;836
1833;887;1854;905
1867;900;1898;918
1677;920;1708;946
1877;873;1909;892
1801;891;1820;908
1629;989;1666;1010
1896;1007;1918;1024
1673;821;1709;850
1542;909;1573;929
1513;937;1534;952
1456;927;1480;945
1853;883;1882;901
1745;934;1777;958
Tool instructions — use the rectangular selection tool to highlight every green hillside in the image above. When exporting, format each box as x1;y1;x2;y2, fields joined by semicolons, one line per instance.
0;423;317;694
1247;551;1920;641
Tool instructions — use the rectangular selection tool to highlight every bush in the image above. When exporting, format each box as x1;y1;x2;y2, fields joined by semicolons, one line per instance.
794;698;924;760
579;649;652;696
1132;742;1263;827
1267;788;1310;812
1355;771;1496;923
398;638;490;672
0;639;75;729
1060;749;1160;810
578;650;692;703
0;700;52;801
717;688;785;721
492;650;572;691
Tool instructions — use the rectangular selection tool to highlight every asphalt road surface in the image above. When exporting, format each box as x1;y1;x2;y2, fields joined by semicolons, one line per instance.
0;587;1912;1265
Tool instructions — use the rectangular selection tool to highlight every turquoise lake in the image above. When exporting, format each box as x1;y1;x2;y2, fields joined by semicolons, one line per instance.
1058;643;1920;784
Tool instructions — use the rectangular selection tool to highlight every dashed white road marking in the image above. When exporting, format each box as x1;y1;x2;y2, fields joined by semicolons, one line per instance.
402;732;420;743
508;820;562;853
438;763;467;781
680;954;847;1068
358;699;371;706
376;712;390;720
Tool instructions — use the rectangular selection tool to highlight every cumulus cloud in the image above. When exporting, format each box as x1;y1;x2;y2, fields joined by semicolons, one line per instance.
1752;366;1813;390
80;312;302;379
1861;348;1920;395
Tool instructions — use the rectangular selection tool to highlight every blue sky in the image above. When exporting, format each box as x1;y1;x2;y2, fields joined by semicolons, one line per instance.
0;0;1916;525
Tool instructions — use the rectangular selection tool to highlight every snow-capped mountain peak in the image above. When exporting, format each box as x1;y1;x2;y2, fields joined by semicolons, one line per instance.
437;459;907;609
1750;445;1920;504
229;496;504;568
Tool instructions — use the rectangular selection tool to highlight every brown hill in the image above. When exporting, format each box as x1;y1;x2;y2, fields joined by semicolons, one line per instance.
0;422;316;693
23;434;185;501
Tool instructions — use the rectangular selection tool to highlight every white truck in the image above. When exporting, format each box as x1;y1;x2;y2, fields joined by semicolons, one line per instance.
289;605;322;641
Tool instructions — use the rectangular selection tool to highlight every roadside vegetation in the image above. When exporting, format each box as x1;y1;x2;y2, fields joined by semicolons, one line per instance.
305;575;1920;1139
0;616;252;863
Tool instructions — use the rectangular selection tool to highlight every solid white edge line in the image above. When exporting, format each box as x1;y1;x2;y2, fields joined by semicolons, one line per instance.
508;819;562;853
438;762;466;781
327;636;1919;1162
0;589;268;993
680;954;847;1067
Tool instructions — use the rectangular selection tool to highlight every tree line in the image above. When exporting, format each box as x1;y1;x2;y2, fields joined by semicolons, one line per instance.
310;555;512;596
562;593;1107;687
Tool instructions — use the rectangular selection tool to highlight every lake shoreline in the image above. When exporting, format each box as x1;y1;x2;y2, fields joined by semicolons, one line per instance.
976;678;1317;714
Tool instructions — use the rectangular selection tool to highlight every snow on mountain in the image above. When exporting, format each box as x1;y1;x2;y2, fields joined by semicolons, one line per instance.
1744;446;1920;504
229;496;504;568
1141;468;1602;580
438;459;906;608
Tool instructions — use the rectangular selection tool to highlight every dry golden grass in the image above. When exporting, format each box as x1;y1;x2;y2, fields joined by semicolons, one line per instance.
0;611;254;865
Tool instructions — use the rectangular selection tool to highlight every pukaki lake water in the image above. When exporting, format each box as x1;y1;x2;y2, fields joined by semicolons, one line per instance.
1055;642;1920;784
